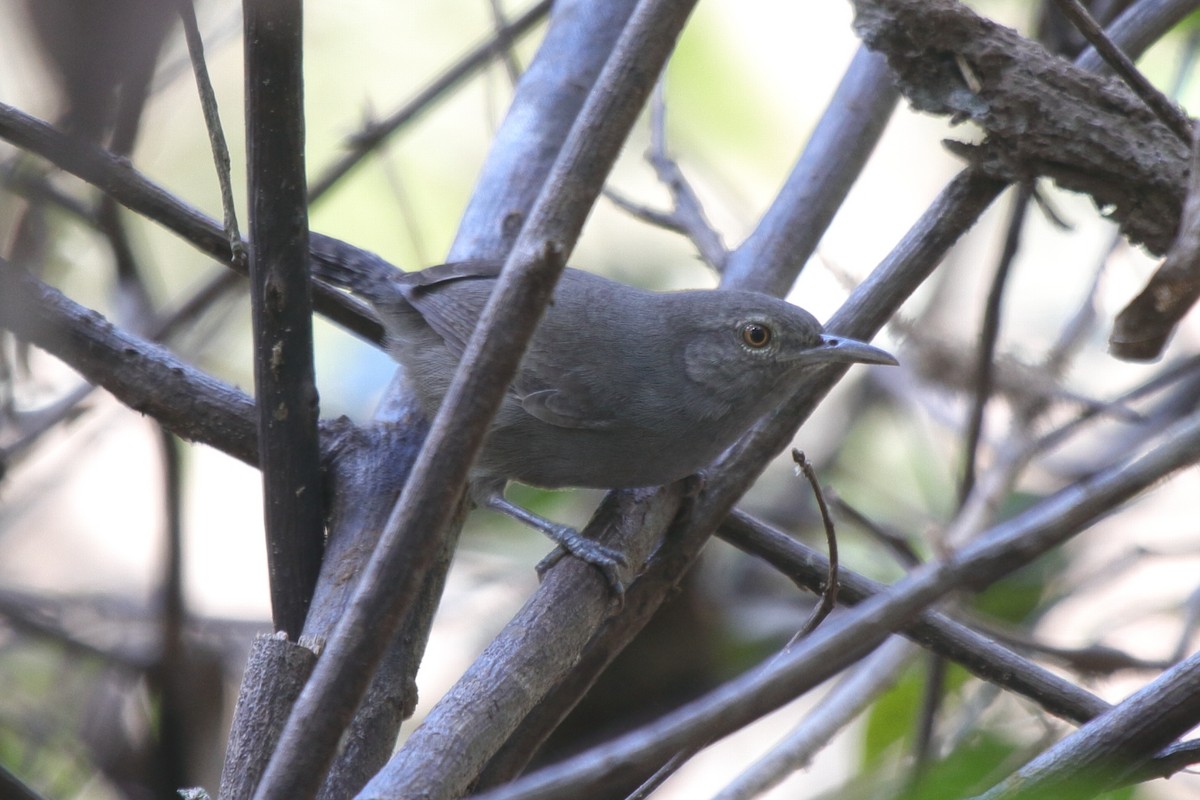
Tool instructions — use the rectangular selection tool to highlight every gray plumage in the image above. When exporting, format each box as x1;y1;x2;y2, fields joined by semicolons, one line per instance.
313;242;896;583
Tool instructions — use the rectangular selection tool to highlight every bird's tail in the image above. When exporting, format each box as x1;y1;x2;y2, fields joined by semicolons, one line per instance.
309;232;404;305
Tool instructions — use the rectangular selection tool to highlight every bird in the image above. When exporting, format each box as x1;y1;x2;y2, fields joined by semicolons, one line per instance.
311;237;896;585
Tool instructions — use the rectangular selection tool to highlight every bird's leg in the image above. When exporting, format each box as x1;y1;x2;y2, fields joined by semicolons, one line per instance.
470;479;628;594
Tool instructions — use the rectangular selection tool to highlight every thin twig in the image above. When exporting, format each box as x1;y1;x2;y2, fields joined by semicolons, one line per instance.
307;0;552;203
827;490;922;568
1051;0;1192;143
603;186;688;232
960;183;1031;504
789;450;839;640
631;448;844;800
645;80;728;271
1028;354;1200;459
1074;0;1200;74
487;0;524;85
1039;238;1108;380
961;614;1171;674
909;652;947;782
602;82;729;271
1029;183;1073;231
177;0;244;266
152;428;188;794
0;102;378;342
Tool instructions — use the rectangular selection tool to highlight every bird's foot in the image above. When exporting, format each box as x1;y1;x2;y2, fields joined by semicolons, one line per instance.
535;524;627;596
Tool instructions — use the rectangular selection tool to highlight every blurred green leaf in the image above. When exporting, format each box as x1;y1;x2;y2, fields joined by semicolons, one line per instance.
970;547;1063;624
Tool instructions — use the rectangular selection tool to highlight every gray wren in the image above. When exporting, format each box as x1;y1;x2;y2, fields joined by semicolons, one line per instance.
312;238;896;588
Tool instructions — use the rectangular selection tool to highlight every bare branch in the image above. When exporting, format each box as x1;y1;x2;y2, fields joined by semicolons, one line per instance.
1075;0;1200;74
789;450;839;640
852;0;1189;254
0;263;258;464
1111;123;1200;360
176;0;243;264
978;649;1200;798
1051;0;1192;143
960;184;1032;502
448;0;642;260
712;639;918;800
473;408;1200;800
306;0;552;203
367;486;684;799
243;0;324;638
0;101;380;343
645;81;729;271
252;2;703;797
719;511;1111;725
724;45;898;296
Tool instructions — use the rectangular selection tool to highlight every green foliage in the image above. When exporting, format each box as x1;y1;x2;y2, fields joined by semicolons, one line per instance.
970;539;1063;625
862;659;973;766
898;733;1018;799
0;641;111;800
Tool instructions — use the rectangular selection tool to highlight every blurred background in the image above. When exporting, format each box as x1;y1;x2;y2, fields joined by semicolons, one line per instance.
2;1;1200;798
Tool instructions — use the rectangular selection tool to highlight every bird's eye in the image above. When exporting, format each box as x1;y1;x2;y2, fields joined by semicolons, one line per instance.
741;322;772;348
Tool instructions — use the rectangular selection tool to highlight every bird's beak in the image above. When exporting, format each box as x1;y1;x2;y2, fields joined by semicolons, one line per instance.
806;334;898;366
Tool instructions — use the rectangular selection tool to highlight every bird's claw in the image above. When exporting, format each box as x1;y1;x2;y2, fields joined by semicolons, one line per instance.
536;524;627;597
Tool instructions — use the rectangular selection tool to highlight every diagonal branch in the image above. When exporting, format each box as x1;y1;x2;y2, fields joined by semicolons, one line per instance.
307;0;552;203
250;2;703;798
719;510;1112;725
473;406;1200;800
1050;0;1192;143
724;44;899;296
978;648;1200;799
0;101;379;344
0;263;259;464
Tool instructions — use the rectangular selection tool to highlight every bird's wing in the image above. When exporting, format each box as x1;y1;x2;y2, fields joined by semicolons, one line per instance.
408;264;629;430
519;385;620;430
401;261;503;356
404;260;504;287
514;332;628;431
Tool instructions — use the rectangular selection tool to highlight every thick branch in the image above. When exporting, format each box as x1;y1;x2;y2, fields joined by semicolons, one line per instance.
449;0;642;260
251;2;702;798
852;0;1190;254
0;263;258;464
1111;123;1200;360
243;0;323;638
979;648;1200;798
474;408;1200;800
364;486;685;798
